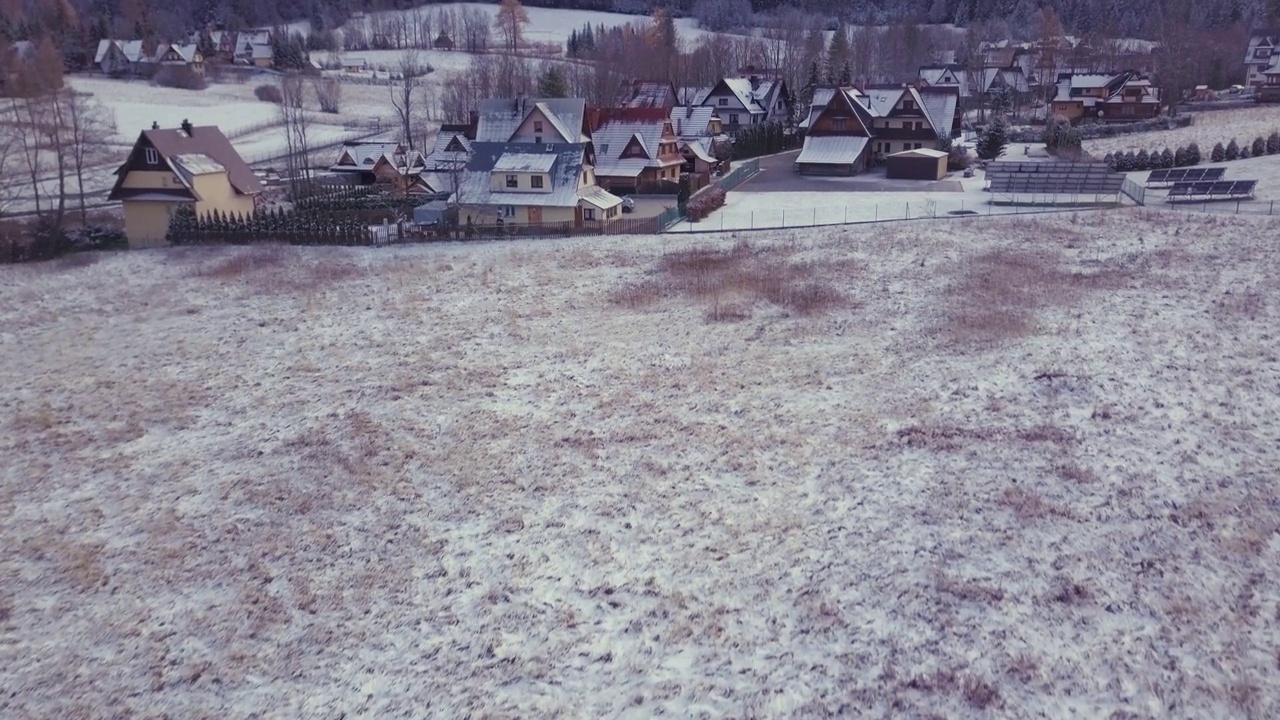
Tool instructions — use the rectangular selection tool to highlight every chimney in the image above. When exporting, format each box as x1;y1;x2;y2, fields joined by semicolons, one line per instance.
749;75;761;91
181;118;193;136
151;121;159;130
685;105;693;119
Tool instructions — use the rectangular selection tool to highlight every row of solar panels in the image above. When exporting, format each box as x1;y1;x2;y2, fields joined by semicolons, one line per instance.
990;177;1126;194
1146;167;1226;187
1165;180;1257;201
986;161;1112;176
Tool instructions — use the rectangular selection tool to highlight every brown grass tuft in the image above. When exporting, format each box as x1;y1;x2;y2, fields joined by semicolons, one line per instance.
611;240;848;320
999;486;1068;522
943;249;1131;346
935;572;1006;604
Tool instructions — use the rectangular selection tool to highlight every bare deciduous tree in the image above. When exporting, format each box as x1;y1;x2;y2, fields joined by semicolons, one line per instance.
494;0;529;54
390;51;425;150
64;91;116;223
280;73;311;196
313;77;342;113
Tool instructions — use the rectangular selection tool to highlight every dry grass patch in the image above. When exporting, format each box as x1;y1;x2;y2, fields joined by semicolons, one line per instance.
943;249;1130;347
183;244;364;295
611;240;849;321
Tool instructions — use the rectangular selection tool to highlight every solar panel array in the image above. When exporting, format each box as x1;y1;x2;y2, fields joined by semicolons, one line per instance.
1146;167;1226;187
1165;180;1257;202
987;161;1124;196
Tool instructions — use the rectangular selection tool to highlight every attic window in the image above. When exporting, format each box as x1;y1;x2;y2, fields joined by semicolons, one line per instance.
600;144;609;155
531;175;544;188
534;120;543;132
145;147;158;165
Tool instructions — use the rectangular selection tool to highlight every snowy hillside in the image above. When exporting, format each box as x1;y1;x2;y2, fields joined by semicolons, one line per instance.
2;210;1278;717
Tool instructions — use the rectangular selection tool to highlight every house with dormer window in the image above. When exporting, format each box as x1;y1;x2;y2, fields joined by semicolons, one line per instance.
1245;30;1280;87
587;108;685;193
1051;71;1160;123
453;141;623;227
682;74;792;132
475;96;590;145
793;85;959;175
108;120;262;248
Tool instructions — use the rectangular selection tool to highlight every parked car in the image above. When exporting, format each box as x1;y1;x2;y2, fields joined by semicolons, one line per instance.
620;196;635;213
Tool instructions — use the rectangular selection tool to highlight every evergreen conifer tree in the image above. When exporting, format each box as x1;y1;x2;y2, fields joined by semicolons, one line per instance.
1211;142;1225;162
1253;137;1266;157
1268;132;1280;154
1225;139;1239;160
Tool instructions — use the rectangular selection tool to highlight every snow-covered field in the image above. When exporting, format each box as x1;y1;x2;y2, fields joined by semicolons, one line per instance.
1084;107;1280;157
68;76;285;144
3;210;1279;717
342;2;716;48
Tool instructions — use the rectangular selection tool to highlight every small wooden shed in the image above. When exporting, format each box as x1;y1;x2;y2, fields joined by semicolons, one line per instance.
885;148;948;180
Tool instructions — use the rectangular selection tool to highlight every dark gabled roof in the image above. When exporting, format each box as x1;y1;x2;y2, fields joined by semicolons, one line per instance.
109;125;263;200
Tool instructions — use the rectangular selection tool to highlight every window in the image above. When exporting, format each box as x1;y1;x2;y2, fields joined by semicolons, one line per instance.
534;120;543;132
599;144;609;155
914;143;923;149
729;113;739;125
903;100;914;110
531;175;544;188
505;174;518;188
833;118;847;131
502;206;515;218
145;147;158;165
718;98;728;106
584;207;596;220
915;121;923;131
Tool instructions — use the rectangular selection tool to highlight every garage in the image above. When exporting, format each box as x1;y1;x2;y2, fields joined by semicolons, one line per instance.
885;148;949;181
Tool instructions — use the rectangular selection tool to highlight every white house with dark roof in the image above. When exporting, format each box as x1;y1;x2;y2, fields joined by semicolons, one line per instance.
453;141;622;227
685;75;792;132
1051;71;1160;123
669;105;726;173
1245;30;1280;87
95;39;147;75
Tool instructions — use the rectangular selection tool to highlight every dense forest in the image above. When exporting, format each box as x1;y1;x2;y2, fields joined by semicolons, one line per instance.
0;0;1272;50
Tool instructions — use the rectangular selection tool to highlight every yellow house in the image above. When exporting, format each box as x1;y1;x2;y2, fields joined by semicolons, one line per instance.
454;142;623;227
108;120;263;248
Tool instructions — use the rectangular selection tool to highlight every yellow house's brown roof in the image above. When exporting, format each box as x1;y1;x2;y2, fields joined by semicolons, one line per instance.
109;124;262;201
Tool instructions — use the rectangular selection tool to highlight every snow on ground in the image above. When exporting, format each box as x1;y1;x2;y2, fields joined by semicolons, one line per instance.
231;123;380;165
674;170;1112;232
313;48;476;74
68;76;284;144
1126;153;1280;217
3;210;1280;718
1084;107;1280;157
344;2;717;49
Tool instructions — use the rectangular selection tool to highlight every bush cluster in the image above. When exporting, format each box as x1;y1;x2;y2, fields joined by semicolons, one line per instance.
153;66;207;90
254;84;283;103
685;186;727;222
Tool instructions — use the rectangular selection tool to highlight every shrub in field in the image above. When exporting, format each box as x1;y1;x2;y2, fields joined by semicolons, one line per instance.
1187;143;1201;165
1241;146;1252;159
1160;148;1174;169
153;66;207;90
1120;150;1136;171
66;225;127;252
1103;152;1115;170
1134;149;1149;170
1253;137;1266;157
314;77;341;113
1211;142;1225;162
1174;146;1189;167
1268;132;1280;154
685;186;727;222
1225;139;1239;161
255;84;283;103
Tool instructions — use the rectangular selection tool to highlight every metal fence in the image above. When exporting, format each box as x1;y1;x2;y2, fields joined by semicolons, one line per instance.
713;159;761;192
667;196;1124;234
1155;198;1280;218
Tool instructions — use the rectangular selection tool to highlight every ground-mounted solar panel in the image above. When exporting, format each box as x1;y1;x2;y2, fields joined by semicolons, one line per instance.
1146;167;1225;188
1165;179;1257;202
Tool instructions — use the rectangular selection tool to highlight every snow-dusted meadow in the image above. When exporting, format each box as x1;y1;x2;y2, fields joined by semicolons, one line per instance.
1084;106;1280;157
3;210;1279;717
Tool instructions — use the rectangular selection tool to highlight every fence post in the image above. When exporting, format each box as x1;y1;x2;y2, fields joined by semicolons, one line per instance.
782;209;786;226
844;205;848;223
905;202;909;219
813;207;817;226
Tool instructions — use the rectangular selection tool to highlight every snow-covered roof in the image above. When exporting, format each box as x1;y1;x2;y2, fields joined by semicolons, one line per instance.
1067;74;1116;89
171;153;225;176
917;89;957;137
250;44;272;61
332;143;403;170
616;81;678;109
425;132;471;170
680;138;717;164
579;185;623;210
863;88;904;117
669;106;719;138
493;153;558;173
795;135;869;165
95;39;146;64
457;142;586;208
475;98;585;144
889;148;947;159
